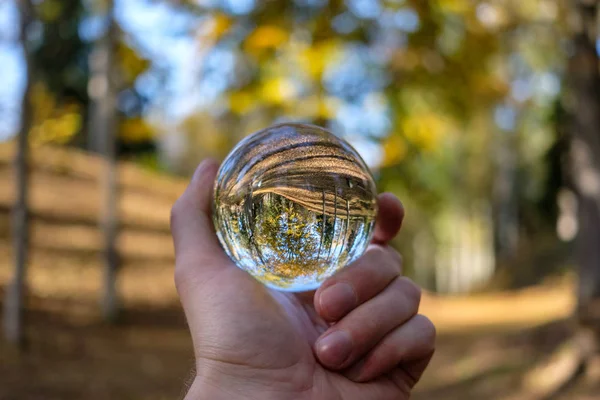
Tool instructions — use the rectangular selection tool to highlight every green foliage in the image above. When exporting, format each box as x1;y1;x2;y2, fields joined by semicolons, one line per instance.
26;0;153;150
17;0;569;288
32;0;89;104
254;194;319;266
162;0;567;289
158;0;563;217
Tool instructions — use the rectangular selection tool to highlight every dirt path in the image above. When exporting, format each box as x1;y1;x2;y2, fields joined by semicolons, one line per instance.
0;249;581;400
1;143;593;399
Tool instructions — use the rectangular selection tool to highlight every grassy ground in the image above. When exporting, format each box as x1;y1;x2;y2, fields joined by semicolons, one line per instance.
1;144;598;399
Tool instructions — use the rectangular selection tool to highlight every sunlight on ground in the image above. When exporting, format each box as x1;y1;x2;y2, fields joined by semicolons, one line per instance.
1;144;593;400
422;278;574;333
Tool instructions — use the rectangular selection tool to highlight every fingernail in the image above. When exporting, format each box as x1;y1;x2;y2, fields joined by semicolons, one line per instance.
316;330;353;368
319;283;356;320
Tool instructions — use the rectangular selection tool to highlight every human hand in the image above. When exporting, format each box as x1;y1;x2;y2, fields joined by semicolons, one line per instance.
170;160;436;400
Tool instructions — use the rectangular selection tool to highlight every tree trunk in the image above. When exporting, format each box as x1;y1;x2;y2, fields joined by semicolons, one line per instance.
492;128;520;270
88;0;120;322
568;0;600;339
3;0;34;347
489;5;600;396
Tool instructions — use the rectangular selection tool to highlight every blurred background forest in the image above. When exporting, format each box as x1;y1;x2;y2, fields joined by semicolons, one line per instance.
1;0;600;398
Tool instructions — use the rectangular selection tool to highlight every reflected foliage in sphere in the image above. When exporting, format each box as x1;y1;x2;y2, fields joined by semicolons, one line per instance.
213;123;378;291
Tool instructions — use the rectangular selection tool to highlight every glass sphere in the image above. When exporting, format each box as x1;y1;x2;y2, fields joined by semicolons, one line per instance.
213;123;378;292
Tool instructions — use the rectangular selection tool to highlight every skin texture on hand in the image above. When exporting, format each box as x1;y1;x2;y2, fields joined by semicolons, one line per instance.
170;160;436;400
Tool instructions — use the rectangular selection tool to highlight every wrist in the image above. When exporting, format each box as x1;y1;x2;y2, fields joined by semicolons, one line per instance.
184;359;311;400
184;377;283;400
184;378;235;400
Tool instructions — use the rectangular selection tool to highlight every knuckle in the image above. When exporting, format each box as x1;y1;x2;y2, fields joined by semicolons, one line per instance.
367;245;402;274
323;264;354;287
396;251;403;266
366;244;388;259
393;248;403;262
415;315;437;350
386;248;402;271
341;245;386;277
398;277;422;306
379;339;401;361
386;277;421;321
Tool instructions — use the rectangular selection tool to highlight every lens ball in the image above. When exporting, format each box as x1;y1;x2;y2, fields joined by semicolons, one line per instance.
213;123;378;291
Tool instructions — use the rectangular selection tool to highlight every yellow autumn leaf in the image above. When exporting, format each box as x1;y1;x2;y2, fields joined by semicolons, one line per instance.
245;25;288;52
29;82;83;146
118;43;150;86
436;0;470;14
210;13;233;40
54;113;82;140
381;135;408;167
473;72;508;99
282;94;339;123
38;0;63;22
260;77;296;105
229;91;255;114
297;40;342;79
31;82;56;123
402;112;447;152
286;95;316;119
390;49;420;71
120;118;154;143
30;111;82;146
319;96;341;119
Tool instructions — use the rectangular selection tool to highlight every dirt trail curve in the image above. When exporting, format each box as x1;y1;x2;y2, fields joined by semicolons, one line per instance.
0;142;584;400
0;142;575;329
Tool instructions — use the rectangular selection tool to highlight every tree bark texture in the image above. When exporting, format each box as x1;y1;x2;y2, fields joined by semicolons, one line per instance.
3;0;35;347
88;0;120;322
567;0;600;333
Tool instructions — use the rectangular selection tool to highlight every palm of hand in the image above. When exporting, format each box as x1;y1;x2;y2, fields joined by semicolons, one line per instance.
192;268;411;400
172;161;434;400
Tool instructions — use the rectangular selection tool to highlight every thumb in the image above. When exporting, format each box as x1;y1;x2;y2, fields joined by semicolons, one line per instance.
170;159;235;292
